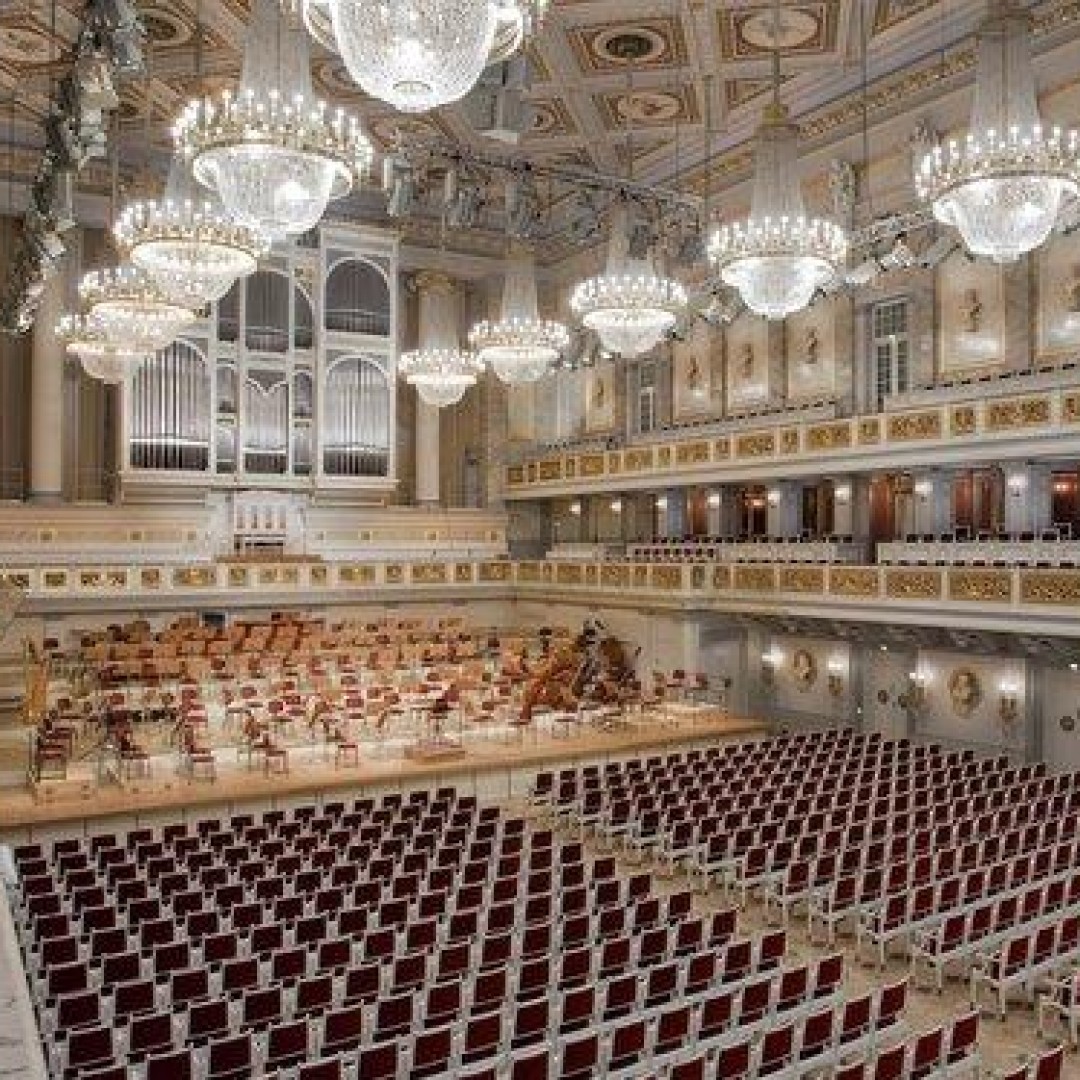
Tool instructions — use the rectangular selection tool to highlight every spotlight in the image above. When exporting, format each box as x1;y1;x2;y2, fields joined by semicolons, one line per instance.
565;190;604;245
506;174;541;239
462;56;530;145
443;165;485;230
383;154;418;219
919;233;959;269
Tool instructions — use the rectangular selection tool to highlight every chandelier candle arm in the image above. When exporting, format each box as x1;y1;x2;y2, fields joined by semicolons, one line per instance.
915;0;1080;263
175;0;372;242
570;205;686;358
708;102;847;320
470;246;569;383
79;265;195;353
56;313;150;384
115;155;268;308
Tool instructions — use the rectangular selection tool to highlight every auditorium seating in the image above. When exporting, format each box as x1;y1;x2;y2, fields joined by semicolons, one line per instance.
534;731;1080;1016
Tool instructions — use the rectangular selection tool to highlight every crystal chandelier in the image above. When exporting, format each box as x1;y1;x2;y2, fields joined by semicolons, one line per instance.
80;265;195;352
304;1;546;114
399;348;486;407
570;205;686;358
114;155;267;307
175;0;372;243
915;0;1080;263
470;246;568;383
709;97;846;320
56;313;150;384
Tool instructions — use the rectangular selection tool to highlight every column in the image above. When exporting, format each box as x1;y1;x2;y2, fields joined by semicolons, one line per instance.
832;478;854;538
29;263;69;502
767;481;801;537
412;272;460;507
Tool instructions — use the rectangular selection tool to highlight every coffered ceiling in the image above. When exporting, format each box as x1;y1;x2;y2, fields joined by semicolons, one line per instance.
2;0;1080;264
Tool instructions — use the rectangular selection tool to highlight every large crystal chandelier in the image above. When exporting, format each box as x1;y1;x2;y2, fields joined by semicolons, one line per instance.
305;1;545;114
114;154;267;308
80;265;195;352
915;0;1080;263
399;348;486;407
570;204;686;358
709;96;846;320
470;245;568;383
175;0;372;243
401;272;484;407
56;313;149;384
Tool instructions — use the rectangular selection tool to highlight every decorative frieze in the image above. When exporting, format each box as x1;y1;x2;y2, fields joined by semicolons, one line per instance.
579;453;605;477
778;566;826;593
950;406;976;436
479;561;511;582
734;566;775;591
887;411;941;442
829;568;879;597
884;568;942;600
948;569;1012;603
736;433;775;458
985;397;1051;431
675;441;710;465
806;423;850;451
1019;570;1080;606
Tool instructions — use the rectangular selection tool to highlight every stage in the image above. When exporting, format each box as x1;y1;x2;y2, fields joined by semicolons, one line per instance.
0;709;768;836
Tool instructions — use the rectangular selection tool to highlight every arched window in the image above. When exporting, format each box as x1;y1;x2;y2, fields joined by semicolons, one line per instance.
292;370;314;476
130;340;212;471
324;258;390;335
245;270;291;353
323;356;390;476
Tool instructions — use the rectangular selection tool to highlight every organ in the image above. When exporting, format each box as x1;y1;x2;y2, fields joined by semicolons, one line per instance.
120;223;398;502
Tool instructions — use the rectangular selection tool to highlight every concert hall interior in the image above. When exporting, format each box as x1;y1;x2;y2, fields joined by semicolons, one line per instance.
4;1;1080;1078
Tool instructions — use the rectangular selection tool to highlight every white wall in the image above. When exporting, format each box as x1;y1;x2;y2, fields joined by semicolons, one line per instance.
1039;666;1080;772
914;648;1026;753
766;634;850;722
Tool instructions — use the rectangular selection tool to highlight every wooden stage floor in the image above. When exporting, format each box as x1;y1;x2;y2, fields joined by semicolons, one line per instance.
0;711;768;834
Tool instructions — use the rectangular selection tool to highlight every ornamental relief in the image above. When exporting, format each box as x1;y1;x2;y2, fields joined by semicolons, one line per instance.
507;465;525;485
173;567;214;588
339;565;376;585
536;459;562;481
385;564;405;585
675;441;710;465
579;453;605;477
410;565;449;583
985;397;1051;431
736;433;775;458
633;565;649;587
887;411;942;442
951;406;976;436
310;566;328;586
140;568;161;590
479;562;511;582
858;419;881;444
555;563;584;585
43;571;67;589
778;566;825;593
1019;571;1080;606
608;452;623;473
712;565;731;589
780;429;800;454
624;448;653;472
806;423;851;451
656;447;672;468
948;570;1012;603
228;567;249;587
651;566;683;590
454;564;474;583
829;568;879;596
885;569;942;599
734;566;775;591
1064;393;1080;423
601;564;629;587
714;437;731;458
516;562;543;583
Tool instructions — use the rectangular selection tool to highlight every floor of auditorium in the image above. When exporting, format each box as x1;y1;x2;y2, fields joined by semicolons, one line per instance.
0;708;766;834
0;744;1063;1080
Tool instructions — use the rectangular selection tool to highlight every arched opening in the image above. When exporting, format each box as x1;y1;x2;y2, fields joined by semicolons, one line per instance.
324;258;391;336
129;340;212;471
323;355;390;476
243;370;289;475
245;270;291;353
